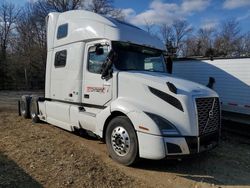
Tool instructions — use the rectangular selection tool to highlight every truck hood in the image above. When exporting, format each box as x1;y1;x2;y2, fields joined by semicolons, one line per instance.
118;71;218;97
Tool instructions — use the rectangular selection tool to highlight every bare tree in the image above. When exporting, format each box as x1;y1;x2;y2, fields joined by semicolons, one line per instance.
86;0;124;20
108;8;125;20
17;5;46;61
32;0;83;20
197;28;216;56
243;31;250;56
159;24;175;53
214;18;242;57
18;3;48;89
159;20;192;56
46;0;82;11
0;1;21;89
87;0;112;14
143;19;155;35
0;1;21;60
160;24;173;43
172;20;192;55
183;35;198;57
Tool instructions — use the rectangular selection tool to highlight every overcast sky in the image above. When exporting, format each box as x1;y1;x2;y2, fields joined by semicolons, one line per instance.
12;0;250;33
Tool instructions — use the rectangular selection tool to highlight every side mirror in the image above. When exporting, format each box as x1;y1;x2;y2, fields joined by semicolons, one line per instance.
166;56;173;74
101;50;116;80
95;46;104;55
207;77;215;89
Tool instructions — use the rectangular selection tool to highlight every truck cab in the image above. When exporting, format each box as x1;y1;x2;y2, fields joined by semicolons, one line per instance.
20;10;221;165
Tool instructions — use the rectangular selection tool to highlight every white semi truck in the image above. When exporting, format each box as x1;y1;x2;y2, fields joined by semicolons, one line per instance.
19;10;221;165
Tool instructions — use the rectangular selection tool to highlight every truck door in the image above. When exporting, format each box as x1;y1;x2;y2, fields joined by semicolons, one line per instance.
83;40;113;106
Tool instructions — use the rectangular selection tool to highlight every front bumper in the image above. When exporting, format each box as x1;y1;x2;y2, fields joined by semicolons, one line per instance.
137;131;219;160
185;131;219;154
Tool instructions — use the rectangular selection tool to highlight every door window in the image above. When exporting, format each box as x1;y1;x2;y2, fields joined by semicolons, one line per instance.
87;45;109;74
54;50;67;67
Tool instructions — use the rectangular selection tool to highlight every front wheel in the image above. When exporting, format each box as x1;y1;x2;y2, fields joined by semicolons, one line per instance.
105;116;139;166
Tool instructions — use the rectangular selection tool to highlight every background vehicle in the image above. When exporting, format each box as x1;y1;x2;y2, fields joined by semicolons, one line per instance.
19;10;221;165
173;57;250;124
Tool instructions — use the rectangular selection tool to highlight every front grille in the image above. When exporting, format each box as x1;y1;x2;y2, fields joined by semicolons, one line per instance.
195;97;220;135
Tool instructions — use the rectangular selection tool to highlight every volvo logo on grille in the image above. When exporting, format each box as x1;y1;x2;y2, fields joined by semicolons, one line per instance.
208;110;214;119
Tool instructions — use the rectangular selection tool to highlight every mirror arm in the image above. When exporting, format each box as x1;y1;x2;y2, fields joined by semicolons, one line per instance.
166;56;173;74
101;58;113;80
101;50;116;80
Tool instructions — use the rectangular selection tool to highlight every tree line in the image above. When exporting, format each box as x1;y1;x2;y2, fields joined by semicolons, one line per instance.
157;19;250;58
0;0;249;90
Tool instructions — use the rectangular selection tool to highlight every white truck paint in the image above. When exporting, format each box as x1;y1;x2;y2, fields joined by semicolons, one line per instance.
20;10;221;165
173;58;250;124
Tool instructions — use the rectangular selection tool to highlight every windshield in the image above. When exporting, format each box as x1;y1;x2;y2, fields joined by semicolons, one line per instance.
112;41;166;72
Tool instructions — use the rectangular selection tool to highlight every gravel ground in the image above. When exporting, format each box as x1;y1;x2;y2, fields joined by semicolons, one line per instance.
0;91;250;188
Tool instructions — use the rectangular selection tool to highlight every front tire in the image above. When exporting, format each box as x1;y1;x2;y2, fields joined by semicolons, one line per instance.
105;116;139;166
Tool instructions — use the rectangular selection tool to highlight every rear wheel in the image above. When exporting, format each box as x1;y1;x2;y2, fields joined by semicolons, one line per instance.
20;95;30;119
105;116;139;166
30;96;40;123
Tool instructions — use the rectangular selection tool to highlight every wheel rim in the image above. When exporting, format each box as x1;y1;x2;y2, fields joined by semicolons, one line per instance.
111;126;130;156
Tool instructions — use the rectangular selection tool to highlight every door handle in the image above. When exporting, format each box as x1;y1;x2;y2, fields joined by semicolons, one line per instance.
84;94;89;99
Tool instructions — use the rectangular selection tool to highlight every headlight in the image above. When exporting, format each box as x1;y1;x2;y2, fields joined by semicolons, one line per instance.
145;112;180;136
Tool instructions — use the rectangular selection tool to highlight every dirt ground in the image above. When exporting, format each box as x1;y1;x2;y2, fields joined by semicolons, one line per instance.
0;91;250;188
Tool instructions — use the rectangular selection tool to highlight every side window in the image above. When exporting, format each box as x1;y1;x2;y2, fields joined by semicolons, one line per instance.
55;50;67;67
57;23;68;39
88;45;109;74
